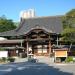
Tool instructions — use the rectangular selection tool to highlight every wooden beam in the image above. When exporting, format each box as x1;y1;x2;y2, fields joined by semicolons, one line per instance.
39;34;47;37
24;38;50;41
33;29;42;33
31;34;37;38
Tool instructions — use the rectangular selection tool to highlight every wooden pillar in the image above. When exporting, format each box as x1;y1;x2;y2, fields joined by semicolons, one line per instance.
26;41;29;57
49;40;51;57
21;40;23;47
48;34;51;57
56;35;59;46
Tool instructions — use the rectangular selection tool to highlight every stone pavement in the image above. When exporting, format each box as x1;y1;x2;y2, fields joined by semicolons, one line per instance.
0;56;75;75
15;57;28;63
14;56;54;64
36;56;54;64
0;61;74;75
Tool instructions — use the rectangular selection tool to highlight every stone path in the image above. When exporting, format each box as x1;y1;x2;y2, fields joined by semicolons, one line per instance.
15;56;54;64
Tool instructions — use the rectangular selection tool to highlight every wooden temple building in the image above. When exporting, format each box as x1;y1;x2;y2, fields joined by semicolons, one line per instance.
0;16;66;58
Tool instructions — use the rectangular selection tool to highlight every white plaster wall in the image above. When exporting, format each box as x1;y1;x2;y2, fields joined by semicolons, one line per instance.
0;51;8;58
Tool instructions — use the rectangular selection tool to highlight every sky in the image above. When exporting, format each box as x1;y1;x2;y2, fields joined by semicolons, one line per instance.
0;0;75;22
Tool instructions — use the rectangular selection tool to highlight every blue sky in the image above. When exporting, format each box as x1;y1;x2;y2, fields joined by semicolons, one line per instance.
0;0;75;21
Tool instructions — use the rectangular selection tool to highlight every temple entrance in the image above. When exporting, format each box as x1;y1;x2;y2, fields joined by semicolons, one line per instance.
33;44;49;56
25;28;52;57
26;42;49;56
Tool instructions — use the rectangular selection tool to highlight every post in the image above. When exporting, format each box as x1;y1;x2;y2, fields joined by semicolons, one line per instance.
26;41;29;58
56;35;59;46
49;40;51;57
21;40;23;47
49;34;51;57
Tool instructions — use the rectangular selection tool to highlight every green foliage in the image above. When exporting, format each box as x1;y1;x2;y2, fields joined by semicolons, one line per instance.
2;57;7;62
0;15;16;32
0;58;3;62
62;9;75;29
0;48;5;51
65;56;73;62
61;28;75;43
61;9;75;43
66;9;75;17
7;57;15;62
0;57;7;62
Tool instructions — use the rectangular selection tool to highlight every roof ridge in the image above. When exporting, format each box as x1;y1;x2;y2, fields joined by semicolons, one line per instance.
22;15;63;20
35;15;63;18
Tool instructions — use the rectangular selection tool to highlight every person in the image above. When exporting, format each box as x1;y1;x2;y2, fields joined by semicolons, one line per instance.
29;47;32;54
33;55;36;59
33;55;38;63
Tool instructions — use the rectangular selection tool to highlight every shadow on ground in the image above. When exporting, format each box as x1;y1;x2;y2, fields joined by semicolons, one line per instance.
2;61;73;75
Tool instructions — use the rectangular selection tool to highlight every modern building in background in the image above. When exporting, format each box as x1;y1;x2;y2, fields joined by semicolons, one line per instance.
20;9;35;19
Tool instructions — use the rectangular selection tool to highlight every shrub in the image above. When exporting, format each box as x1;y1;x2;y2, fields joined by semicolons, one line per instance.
65;56;73;62
2;57;7;62
7;57;15;62
0;58;3;62
0;47;6;51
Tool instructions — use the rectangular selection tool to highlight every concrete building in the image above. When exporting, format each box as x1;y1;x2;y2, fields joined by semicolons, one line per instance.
20;9;35;19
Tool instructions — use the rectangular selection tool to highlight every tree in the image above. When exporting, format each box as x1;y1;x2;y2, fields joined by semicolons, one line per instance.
62;9;75;50
61;28;75;43
0;16;16;32
62;9;75;29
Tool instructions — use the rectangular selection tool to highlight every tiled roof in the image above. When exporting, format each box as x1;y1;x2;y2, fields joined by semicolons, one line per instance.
0;16;63;36
0;30;16;36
